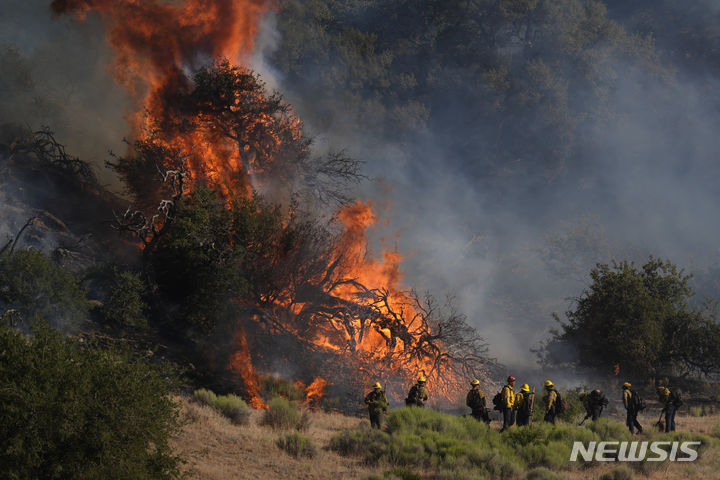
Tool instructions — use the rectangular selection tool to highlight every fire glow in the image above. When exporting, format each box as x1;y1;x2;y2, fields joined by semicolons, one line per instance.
53;0;482;407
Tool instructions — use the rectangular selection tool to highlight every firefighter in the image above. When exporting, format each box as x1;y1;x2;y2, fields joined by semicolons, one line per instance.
579;389;608;424
514;383;534;426
499;375;516;432
466;379;490;423
405;375;429;407
364;382;388;429
656;386;682;432
622;382;643;434
543;380;558;424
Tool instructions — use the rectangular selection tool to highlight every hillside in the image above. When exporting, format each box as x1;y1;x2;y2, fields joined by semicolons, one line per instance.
172;396;720;480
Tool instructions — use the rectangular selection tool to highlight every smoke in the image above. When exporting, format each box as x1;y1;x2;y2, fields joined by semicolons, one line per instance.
0;0;131;187
252;3;720;371
4;1;720;376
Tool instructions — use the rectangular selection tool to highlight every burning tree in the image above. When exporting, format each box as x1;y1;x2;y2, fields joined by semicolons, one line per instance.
54;0;495;408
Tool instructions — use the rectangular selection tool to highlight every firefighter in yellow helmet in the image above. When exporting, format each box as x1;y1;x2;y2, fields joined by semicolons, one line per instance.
656;386;682;432
499;375;516;432
405;375;429;407
543;380;565;424
622;382;643;434
514;384;534;426
466;379;490;423
364;382;388;429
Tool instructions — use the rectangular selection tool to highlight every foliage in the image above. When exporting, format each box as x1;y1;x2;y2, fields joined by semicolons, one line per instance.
101;269;147;328
261;397;311;431
540;257;720;379
525;467;561;480
331;407;717;478
261;376;305;402
147;187;318;333
599;466;634;480
276;432;318;459
0;320;181;479
193;388;252;425
365;469;421;480
0;248;88;330
271;0;667;183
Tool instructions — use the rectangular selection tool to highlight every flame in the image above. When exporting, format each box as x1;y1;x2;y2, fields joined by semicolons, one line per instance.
51;0;278;195
52;0;469;405
227;327;267;409
303;377;328;407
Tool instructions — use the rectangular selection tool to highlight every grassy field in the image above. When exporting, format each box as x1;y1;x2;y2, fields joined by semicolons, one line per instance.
171;396;720;480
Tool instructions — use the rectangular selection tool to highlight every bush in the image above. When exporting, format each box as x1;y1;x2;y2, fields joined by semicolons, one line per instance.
0;249;88;330
0;320;181;479
599;465;634;480
276;432;318;458
193;388;217;406
261;375;305;401
526;467;560;480
193;388;252;425
214;394;252;425
261;397;310;430
101;270;146;328
366;469;422;480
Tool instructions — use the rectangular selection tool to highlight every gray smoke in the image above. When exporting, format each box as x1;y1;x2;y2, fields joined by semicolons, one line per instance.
0;0;131;187
4;1;720;374
252;5;720;370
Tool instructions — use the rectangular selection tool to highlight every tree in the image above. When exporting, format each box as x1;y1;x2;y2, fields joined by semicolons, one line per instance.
540;257;720;380
0;249;89;330
0;319;181;479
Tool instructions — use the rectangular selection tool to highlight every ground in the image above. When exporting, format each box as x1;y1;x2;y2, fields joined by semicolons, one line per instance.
171;397;720;480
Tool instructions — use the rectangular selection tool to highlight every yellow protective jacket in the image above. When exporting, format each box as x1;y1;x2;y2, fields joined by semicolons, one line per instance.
501;384;515;409
657;387;671;407
623;388;632;410
545;389;557;413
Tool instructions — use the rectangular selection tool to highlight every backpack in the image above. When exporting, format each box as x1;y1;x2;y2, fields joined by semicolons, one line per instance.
553;390;568;414
492;391;504;411
519;393;534;416
630;390;646;411
671;391;683;408
405;385;419;406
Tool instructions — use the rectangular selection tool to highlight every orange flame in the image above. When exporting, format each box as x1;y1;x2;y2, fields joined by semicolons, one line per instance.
227;327;267;409
303;377;328;407
51;0;278;195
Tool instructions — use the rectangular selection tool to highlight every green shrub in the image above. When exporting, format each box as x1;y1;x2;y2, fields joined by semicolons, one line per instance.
0;249;88;330
599;465;634;480
101;270;147;328
193;388;217;406
276;432;317;458
261;375;305;401
214;394;253;425
193;389;252;425
0;320;181;479
526;467;560;480
261;397;310;430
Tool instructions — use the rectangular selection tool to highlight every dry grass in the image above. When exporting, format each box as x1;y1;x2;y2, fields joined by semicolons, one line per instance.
171;396;377;480
171;397;720;480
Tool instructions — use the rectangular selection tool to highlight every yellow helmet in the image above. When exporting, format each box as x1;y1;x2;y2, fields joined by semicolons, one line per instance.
418;375;426;383
521;384;530;392
544;380;554;388
373;382;382;389
622;382;631;388
579;392;587;399
471;379;480;386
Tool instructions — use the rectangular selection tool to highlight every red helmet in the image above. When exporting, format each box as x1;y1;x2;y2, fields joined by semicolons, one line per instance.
507;375;516;383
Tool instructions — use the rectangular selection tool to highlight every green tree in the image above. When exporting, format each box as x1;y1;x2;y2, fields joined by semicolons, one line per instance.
0;319;181;479
541;257;720;380
0;249;88;330
102;269;147;328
